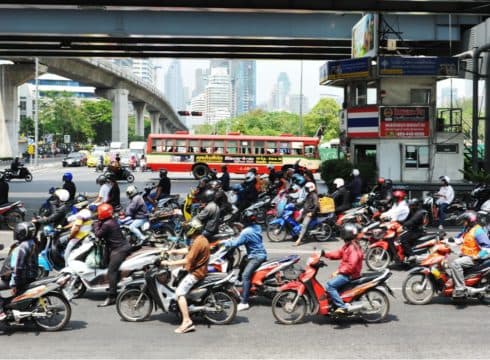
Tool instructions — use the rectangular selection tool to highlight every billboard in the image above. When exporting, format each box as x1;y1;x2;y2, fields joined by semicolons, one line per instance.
379;106;430;138
378;56;459;76
326;58;371;81
352;13;378;59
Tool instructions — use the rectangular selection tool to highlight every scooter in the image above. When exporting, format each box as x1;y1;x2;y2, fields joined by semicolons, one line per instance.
3;165;32;182
104;168;134;183
423;193;466;226
0;201;26;230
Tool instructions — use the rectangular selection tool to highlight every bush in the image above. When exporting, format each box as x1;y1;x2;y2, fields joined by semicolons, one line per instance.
320;159;353;189
355;156;378;192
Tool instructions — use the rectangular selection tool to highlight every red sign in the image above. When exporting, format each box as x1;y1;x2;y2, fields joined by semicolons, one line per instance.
379;106;429;137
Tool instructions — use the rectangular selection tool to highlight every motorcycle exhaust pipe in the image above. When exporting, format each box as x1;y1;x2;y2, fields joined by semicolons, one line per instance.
345;302;366;313
12;310;34;321
466;286;488;296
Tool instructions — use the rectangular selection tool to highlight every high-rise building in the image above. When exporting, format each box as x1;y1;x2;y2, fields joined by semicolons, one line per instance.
230;60;256;116
132;59;155;85
210;59;231;73
164;59;185;113
111;59;133;71
191;93;207;127
288;94;309;114
193;68;208;97
205;67;232;124
269;72;291;111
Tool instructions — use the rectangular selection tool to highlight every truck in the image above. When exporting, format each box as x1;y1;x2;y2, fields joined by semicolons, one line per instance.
129;141;147;163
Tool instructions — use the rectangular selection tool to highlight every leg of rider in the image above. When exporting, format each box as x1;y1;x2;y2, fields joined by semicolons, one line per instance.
240;256;266;305
106;247;130;300
129;219;146;241
438;203;449;227
399;231;413;257
295;215;312;245
449;256;475;294
64;238;79;264
175;273;199;332
325;274;351;309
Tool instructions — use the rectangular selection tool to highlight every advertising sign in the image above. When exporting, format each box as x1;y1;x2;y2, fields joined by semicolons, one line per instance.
352;13;378;58
379;106;429;138
378;56;459;76
325;58;370;81
194;154;283;165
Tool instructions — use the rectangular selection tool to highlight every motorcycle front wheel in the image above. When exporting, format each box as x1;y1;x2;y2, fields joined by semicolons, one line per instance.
202;291;237;325
126;174;135;183
25;173;33;182
117;288;154;322
312;222;333;242
34;292;72;331
365;246;392;271
267;222;288;242
402;273;435;305
358;289;390;323
271;290;308;325
6;210;24;230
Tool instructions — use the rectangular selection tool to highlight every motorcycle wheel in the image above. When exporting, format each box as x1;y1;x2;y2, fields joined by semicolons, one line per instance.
313;222;333;242
126;174;135;183
402;273;435;305
480;284;490;305
365;247;392;271
267;222;288;242
34;292;72;332
202;291;237;325
25;173;33;182
358;289;390;323
37;266;49;279
117;288;153;322
6;210;24;231
71;277;87;298
272;290;308;325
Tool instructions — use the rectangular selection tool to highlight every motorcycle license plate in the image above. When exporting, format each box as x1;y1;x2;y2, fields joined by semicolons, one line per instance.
62;288;74;301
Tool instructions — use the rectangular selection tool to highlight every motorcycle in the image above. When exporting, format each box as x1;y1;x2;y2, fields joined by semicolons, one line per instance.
423;193;466;226
402;241;490;305
0;274;72;331
115;254;238;325
37;224;70;278
469;183;490;211
271;251;394;324
3;165;32;182
0;200;26;230
104;167;134;183
267;203;335;243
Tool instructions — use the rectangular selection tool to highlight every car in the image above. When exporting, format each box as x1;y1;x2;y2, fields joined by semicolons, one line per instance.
62;152;87;167
87;151;110;167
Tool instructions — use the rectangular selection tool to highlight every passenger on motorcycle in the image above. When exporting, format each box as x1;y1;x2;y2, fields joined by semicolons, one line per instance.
294;182;319;247
209;180;231;214
62;172;76;202
106;173;121;211
196;189;221;239
435;175;455;230
35;189;71;228
0;171;9;205
155;169;171;201
267;164;277;183
241;172;258;210
322;223;364;315
449;210;490;297
94;174;112;205
125;185;149;243
372;178;393;203
64;208;93;263
94;203;131;307
218;165;230;191
332;178;351;214
380;190;410;222
160;218;210;334
399;198;428;262
219;209;267;311
347;169;362;205
0;222;38;320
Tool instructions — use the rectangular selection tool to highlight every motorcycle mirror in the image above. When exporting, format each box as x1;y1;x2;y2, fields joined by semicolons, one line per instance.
448;237;455;243
0;244;4;251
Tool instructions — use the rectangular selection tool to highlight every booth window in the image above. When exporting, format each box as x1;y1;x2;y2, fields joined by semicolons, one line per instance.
405;145;429;168
411;89;431;105
346;81;377;107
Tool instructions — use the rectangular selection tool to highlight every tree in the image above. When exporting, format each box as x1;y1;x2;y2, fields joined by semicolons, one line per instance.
80;99;112;144
19;116;34;137
303;98;340;140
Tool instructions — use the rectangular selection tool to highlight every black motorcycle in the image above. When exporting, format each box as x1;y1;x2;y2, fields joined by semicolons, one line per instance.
4;165;32;182
469;184;490;211
104;168;134;183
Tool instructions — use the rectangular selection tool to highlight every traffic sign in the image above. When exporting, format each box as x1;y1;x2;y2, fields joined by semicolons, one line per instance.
27;144;35;155
64;134;71;143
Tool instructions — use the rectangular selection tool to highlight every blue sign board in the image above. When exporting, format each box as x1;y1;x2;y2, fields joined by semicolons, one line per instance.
378;56;459;76
321;57;370;82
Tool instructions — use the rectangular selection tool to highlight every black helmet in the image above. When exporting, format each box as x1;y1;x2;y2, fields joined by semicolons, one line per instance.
340;223;359;241
457;210;478;226
14;221;36;242
408;198;421;208
202;189;215;203
198;175;211;187
0;171;4;182
248;168;257;175
96;174;107;185
384;179;393;188
208;180;222;190
160;169;168;178
241;209;257;226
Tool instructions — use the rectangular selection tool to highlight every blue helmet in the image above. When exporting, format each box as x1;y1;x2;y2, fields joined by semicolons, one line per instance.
62;172;73;182
292;173;306;186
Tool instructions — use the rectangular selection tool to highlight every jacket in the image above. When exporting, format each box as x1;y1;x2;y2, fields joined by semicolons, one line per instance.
223;224;267;260
333;187;351;214
10;239;38;288
219;172;230;191
196;201;220;235
324;241;364;279
63;181;77;202
403;209;427;230
39;203;70;227
303;191;319;215
93;218;129;252
460;224;490;257
125;194;148;219
347;176;362;200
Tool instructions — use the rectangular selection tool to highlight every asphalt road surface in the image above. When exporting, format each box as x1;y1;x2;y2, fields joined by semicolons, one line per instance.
0;166;489;359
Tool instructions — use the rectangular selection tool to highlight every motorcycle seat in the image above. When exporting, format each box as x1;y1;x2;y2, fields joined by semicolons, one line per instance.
0;201;20;209
197;272;229;287
26;277;59;289
347;272;385;287
464;258;490;275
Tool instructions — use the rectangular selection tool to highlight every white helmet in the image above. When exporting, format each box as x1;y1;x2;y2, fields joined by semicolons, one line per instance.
305;182;316;193
333;178;344;188
245;173;255;183
77;208;92;220
352;169;360;176
126;185;138;198
439;175;450;184
54;189;70;202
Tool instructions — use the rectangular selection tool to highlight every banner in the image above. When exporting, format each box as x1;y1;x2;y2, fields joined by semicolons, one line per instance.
325;58;370;81
378;56;459;76
379;106;429;138
352;13;378;59
194;154;283;164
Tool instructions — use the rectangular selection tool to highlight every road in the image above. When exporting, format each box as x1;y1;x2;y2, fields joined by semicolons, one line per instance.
0;165;489;359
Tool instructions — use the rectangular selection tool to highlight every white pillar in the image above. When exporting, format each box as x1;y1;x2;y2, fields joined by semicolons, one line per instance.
150;111;160;133
106;88;129;148
133;101;146;137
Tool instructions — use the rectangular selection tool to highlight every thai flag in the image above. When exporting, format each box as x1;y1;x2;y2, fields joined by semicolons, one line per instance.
347;106;379;138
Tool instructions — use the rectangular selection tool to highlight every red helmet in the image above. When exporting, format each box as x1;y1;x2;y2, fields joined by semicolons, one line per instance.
377;177;385;185
392;190;406;201
97;203;113;220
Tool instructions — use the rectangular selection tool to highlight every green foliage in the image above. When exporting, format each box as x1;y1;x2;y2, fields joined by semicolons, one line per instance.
320;159;353;188
303;98;340;140
80;99;112;144
19;116;34;137
459;167;490;184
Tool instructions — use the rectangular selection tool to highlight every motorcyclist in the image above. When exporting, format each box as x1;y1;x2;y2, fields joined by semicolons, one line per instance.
94;174;112;205
322;223;364;314
196;189;220;239
62;172;76;202
294;182;319;247
218;165;230;191
155;169;171;201
347;169;362;205
0;171;9;205
35;189;71;228
332;178;351;214
435;175;455;230
93;203;131;307
449;210;490;297
64;208;93;263
106;173;121;211
0;222;38;320
160;218;210;334
209;180;231;215
372;178;393;204
10;157;20;175
241;172;258;210
219;209;267;311
125;185;148;243
267;164;277;183
380;190;410;222
399;198;428;262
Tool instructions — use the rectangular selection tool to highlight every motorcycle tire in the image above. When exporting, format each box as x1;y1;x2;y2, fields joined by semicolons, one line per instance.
267;222;288;242
34;292;72;332
480;283;490;305
6;209;24;231
358;289;390;323
202;291;237;325
117;288;154;322
271;290;308;325
312;222;333;242
25;173;33;182
365;246;392;272
401;273;435;305
126;174;135;183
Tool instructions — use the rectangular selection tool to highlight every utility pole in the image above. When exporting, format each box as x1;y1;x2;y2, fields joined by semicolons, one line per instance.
299;60;304;136
34;57;39;166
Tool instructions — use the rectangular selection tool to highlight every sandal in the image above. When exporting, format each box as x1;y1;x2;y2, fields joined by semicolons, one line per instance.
174;322;195;334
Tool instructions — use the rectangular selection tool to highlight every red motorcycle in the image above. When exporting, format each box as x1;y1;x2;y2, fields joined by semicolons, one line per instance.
0;200;26;230
271;251;394;324
402;241;490;304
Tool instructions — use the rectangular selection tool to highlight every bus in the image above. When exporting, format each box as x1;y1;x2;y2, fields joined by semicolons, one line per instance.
146;131;321;178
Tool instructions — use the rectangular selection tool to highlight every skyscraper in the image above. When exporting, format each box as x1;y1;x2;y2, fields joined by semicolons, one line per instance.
132;59;155;85
193;68;208;97
231;60;256;116
269;72;291;111
205;67;231;124
164;59;185;112
288;94;309;114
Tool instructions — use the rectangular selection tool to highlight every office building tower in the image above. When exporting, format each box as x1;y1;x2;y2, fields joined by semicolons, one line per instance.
231;60;256;116
205;67;232;124
164;59;185;112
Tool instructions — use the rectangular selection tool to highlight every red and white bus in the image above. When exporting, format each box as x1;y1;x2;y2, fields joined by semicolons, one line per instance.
146;131;321;178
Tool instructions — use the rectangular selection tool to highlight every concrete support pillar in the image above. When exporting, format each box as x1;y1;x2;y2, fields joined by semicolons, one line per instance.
150;111;161;133
101;88;129;148
159;117;169;134
133;101;146;137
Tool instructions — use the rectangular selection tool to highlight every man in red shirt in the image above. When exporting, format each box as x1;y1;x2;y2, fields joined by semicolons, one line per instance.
323;223;364;314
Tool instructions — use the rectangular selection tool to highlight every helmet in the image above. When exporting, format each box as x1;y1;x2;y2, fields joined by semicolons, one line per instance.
352;169;360;177
97;203;113;220
305;182;316;193
14;221;36;242
126;185;138;199
221;165;227;172
159;169;168;178
408;198;421;208
439;175;450;184
292;173;306;186
341;223;359;241
54;189;70;202
384;179;393;188
377;177;385;185
267;164;274;170
96;174;107;185
333;178;344;189
208;180;222;190
202;189;215;203
198;175;211;187
392;190;406;201
245;173;255;183
248;168;257;175
77;208;92;220
0;171;4;181
241;209;257;226
457;210;478;226
184;218;203;238
62;172;73;182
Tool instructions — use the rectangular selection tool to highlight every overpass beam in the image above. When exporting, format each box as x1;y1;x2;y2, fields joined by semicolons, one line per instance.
133;101;146;137
149;111;160;133
101;88;129;148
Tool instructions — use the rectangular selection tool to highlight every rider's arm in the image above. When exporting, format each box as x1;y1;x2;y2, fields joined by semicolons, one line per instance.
324;248;343;260
222;229;249;248
474;228;490;258
169;247;189;256
69;220;83;238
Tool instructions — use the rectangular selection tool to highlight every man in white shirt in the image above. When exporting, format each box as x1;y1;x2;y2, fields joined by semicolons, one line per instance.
381;190;410;222
435;175;454;230
94;174;112;205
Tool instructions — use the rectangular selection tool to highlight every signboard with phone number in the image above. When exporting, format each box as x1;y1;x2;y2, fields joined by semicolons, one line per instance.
379;106;430;138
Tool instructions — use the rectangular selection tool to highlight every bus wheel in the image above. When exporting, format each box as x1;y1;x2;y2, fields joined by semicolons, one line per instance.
192;164;209;179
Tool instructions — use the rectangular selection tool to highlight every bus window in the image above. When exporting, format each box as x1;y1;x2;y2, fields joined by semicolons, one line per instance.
280;142;290;155
304;145;315;158
225;140;238;154
214;140;225;154
254;141;265;155
153;139;164;152
176;139;187;153
164;139;175;152
241;141;251;154
189;139;200;153
292;142;303;155
266;141;278;154
202;140;213;153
